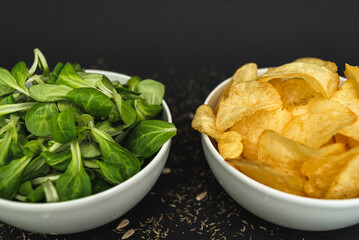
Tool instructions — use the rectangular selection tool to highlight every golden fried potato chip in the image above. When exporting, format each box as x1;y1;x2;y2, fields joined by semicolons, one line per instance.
191;105;243;159
322;136;336;146
343;63;359;96
215;63;258;113
331;65;359;142
217;131;243;160
332;80;358;105
348;137;359;148
192;104;220;138
288;104;309;117
281;78;322;109
338;99;359;142
317;142;347;156
325;153;359;199
335;133;349;146
332;68;359;106
269;78;282;94
302;182;323;198
257;62;339;98
294;57;338;73
257;130;346;176
230;108;292;160
301;147;359;198
232;63;258;84
283;99;357;148
216;81;282;131
227;158;304;196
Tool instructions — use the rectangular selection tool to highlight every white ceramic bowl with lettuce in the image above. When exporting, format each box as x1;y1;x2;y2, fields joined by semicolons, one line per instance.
0;68;174;234
201;68;359;231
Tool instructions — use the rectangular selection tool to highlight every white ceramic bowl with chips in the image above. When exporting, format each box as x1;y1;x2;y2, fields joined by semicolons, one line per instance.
201;68;359;231
0;70;173;234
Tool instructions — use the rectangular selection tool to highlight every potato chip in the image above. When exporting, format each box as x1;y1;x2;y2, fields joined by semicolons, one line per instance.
227;158;304;196
332;80;359;105
283;99;357;148
215;63;258;113
288;104;309;117
332;70;359;106
335;133;349;146
216;81;282;131
294;57;338;73
230;108;292;160
301;147;359;198
322;136;336;146
232;63;258;84
330;65;359;142
304;185;323;198
192;104;221;138
281;78;322;109
257;62;339;98
217;131;243;160
317;143;347;156
191;104;243;159
269;78;282;94
348;137;359;148
257;130;346;176
337;99;359;141
325;153;359;199
343;63;359;96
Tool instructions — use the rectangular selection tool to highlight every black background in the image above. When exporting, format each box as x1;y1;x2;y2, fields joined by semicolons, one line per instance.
2;0;359;76
1;1;359;239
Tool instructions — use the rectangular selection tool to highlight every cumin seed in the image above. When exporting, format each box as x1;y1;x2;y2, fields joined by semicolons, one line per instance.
161;167;171;174
122;229;135;239
116;219;130;230
196;191;207;201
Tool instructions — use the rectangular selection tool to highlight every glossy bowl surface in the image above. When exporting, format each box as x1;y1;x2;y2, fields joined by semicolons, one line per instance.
0;70;173;234
201;68;359;231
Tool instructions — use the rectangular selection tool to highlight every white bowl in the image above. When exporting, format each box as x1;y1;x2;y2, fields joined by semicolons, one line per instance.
201;68;359;231
0;70;173;234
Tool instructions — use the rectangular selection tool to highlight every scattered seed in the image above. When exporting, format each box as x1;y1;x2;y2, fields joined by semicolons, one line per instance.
116;219;130;230
186;212;195;217
122;229;135;239
162;167;171;174
259;226;267;231
196;191;207;201
250;224;254;230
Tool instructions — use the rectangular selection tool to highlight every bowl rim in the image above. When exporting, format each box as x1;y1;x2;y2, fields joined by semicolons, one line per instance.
202;67;359;207
0;69;173;210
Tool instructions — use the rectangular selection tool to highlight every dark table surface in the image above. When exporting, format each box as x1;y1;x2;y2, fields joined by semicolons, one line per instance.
1;62;359;240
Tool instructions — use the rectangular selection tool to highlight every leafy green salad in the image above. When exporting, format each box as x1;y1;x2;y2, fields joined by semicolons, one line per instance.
0;49;176;202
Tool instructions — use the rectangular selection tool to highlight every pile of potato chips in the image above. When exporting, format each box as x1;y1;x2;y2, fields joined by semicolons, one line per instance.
192;58;359;199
